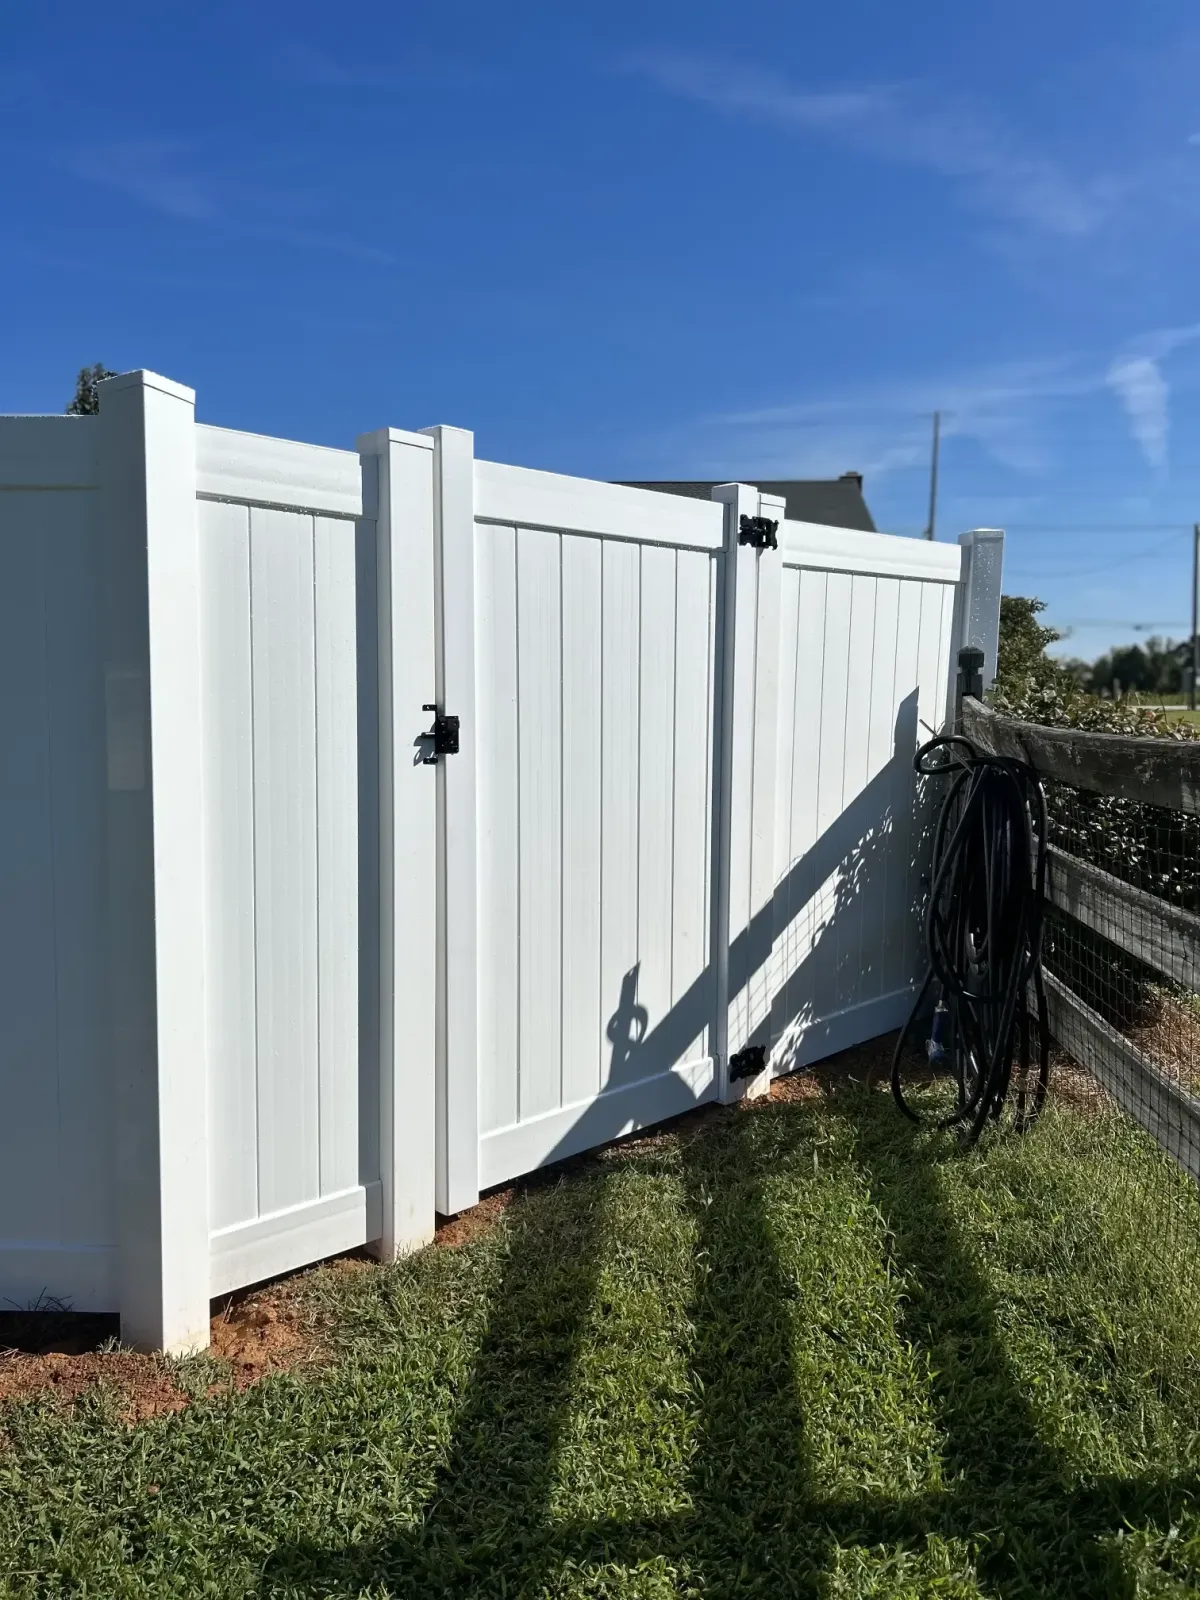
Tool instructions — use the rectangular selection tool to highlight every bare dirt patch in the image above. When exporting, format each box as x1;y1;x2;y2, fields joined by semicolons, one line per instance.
435;1187;514;1247
207;1279;318;1391
0;1348;188;1423
0;1276;323;1422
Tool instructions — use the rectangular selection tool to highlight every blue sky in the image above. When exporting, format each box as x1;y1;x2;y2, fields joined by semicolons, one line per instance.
4;0;1200;661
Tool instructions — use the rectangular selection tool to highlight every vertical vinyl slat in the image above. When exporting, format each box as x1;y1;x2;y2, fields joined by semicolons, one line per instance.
769;565;801;1059
637;545;677;1067
475;524;520;1135
314;516;359;1198
600;539;640;1092
200;501;259;1230
355;517;380;1190
250;507;320;1214
704;557;718;1058
516;527;563;1120
810;571;852;1024
781;568;828;1060
561;534;603;1107
46;508;112;1249
863;577;901;1001
745;536;782;1053
883;580;925;999
726;551;758;1053
672;549;713;1063
907;581;946;985
837;575;877;1017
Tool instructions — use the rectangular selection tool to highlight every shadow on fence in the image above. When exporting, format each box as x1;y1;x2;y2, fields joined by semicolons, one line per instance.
540;691;929;1170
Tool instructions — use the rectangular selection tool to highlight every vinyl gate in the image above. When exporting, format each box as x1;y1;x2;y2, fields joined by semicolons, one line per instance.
426;444;995;1217
0;371;1002;1348
447;460;727;1208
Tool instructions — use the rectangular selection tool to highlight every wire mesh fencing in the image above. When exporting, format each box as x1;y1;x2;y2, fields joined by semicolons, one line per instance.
1034;779;1200;1297
957;698;1200;1319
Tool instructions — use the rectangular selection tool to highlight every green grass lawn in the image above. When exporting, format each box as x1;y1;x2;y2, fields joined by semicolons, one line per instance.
4;1076;1200;1598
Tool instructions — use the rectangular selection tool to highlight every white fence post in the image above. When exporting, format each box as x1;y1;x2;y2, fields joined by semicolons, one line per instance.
956;528;1005;692
99;372;209;1353
358;429;439;1255
423;426;479;1216
711;485;783;1103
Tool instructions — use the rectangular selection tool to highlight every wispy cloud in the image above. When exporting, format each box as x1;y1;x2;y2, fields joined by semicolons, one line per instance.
58;137;395;265
276;41;490;92
245;223;396;266
1104;321;1200;469
1107;356;1169;470
63;138;218;221
628;54;1112;239
686;356;1096;483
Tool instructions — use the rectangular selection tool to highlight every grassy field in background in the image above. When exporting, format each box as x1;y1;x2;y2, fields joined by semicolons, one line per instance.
1126;694;1200;728
4;1076;1200;1598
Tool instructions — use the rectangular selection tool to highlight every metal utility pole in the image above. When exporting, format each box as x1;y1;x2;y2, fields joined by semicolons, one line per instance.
1192;523;1199;711
923;410;940;540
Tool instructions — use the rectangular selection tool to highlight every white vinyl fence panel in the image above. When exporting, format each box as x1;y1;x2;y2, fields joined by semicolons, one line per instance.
469;467;725;1190
0;371;1003;1351
768;524;962;1074
0;424;115;1310
196;427;380;1296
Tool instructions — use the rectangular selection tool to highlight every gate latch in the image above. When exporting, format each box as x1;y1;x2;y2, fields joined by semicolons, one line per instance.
422;704;460;764
729;1044;768;1081
738;515;778;550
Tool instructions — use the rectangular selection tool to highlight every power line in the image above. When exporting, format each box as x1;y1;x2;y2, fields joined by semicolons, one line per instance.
1005;530;1190;581
1003;523;1196;534
1054;619;1191;631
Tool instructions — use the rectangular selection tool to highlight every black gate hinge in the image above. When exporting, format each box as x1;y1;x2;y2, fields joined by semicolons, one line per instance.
729;1044;768;1081
738;515;778;550
422;705;460;764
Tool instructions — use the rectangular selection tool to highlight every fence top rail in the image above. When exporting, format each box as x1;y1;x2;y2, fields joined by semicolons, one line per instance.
963;696;1200;814
196;423;362;519
780;518;964;583
473;459;726;550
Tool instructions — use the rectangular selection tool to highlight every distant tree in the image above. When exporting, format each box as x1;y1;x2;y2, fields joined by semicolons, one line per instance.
995;595;1071;698
65;364;118;415
1088;637;1185;697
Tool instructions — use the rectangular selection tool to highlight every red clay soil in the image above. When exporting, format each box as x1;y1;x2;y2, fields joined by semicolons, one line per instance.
0;1276;322;1424
435;1187;514;1247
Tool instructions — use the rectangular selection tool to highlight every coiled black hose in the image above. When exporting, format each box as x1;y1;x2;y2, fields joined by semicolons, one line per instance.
891;734;1051;1141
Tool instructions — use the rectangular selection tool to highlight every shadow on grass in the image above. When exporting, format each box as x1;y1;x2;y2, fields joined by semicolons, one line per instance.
830;1082;1200;1597
260;1089;1199;1598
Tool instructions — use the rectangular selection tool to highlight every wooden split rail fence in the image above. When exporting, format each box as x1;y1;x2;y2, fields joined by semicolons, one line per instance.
963;697;1200;1183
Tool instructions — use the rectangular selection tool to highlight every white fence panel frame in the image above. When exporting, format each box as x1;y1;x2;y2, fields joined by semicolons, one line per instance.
199;421;437;1295
766;520;966;1077
453;457;729;1202
358;429;440;1258
715;487;785;1103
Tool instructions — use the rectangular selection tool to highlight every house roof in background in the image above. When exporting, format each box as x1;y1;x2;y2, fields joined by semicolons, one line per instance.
618;473;876;532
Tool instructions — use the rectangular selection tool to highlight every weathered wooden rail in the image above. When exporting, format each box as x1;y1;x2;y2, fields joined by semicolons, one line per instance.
961;698;1200;1179
963;695;1200;815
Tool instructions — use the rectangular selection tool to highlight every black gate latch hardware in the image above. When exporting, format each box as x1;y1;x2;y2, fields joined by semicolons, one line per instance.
729;1044;768;1081
738;514;779;550
422;705;460;764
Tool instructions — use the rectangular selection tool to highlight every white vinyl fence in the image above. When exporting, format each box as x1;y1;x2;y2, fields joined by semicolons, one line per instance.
0;371;1002;1350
